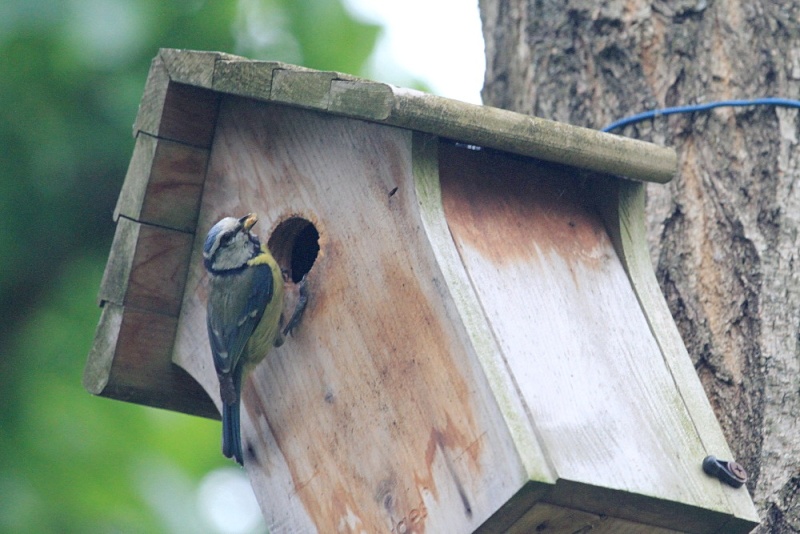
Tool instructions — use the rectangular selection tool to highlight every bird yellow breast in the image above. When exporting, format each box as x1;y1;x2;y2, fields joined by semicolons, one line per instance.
243;250;284;369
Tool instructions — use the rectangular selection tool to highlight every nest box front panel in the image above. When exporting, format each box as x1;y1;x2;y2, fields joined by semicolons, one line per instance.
172;96;529;532
438;143;734;523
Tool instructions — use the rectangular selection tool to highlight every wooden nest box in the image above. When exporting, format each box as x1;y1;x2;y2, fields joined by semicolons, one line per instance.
85;49;759;533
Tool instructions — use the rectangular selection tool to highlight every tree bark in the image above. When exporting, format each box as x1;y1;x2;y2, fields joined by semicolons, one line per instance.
480;1;800;531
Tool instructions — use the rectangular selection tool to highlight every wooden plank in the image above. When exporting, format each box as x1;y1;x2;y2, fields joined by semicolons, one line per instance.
114;133;208;232
594;178;761;529
122;222;194;316
137;136;207;232
133;51;220;147
159;48;234;88
389;89;675;183
87;217;213;417
270;69;360;111
172;98;529;532
83;302;218;418
114;133;156;224
508;501;683;534
98;215;139;307
412;134;555;488
329;79;393;121
156;83;220;148
87;49;221;420
187;47;676;184
133;54;171;139
543;480;737;533
212;60;283;101
84;302;124;394
99;216;193;316
437;142;740;531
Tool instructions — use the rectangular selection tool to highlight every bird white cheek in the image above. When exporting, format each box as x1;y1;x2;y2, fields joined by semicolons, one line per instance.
213;241;255;271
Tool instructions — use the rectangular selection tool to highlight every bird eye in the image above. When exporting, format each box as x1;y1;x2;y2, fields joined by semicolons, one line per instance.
220;232;235;246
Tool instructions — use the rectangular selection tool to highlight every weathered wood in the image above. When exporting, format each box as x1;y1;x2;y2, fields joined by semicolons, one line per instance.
98;216;193;316
413;134;554;486
173;98;529;532
594;177;758;527
132;54;172;139
271;69;359;110
389;88;676;184
329;79;393;121
437;142;749;532
84;48;760;532
507;501;684;534
114;133;208;231
133;54;220;147
83;302;217;418
86;215;212;416
159;48;232;88
212;60;295;101
85;49;223;417
147;48;676;184
482;3;799;529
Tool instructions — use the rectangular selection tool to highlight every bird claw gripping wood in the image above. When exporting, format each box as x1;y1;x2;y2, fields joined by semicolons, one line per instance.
282;274;309;337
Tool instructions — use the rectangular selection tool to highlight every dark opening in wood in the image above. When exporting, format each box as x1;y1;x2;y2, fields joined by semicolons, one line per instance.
268;217;319;283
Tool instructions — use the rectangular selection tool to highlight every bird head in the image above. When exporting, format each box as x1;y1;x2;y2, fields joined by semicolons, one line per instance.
203;214;262;273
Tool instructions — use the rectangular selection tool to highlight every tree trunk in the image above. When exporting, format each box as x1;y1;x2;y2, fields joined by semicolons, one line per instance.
480;1;800;531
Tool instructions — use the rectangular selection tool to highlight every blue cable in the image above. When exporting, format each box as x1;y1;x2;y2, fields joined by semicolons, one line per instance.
601;97;800;133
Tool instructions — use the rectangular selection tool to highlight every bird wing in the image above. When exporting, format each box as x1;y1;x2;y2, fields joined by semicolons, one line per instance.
207;263;274;378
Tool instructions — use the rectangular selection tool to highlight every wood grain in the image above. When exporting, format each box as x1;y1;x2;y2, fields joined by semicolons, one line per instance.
115;133;208;232
84;49;758;531
98;216;193;316
87;214;214;416
132;53;220;147
594;178;759;528
85;49;222;418
173;98;529;532
83;302;217;418
150;48;676;183
438;142;742;531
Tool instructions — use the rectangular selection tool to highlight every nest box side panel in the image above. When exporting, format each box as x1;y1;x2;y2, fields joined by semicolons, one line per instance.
437;143;746;532
173;97;531;532
84;52;222;417
595;179;759;528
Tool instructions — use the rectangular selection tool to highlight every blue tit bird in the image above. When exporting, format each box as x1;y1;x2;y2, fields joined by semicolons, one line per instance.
203;213;287;465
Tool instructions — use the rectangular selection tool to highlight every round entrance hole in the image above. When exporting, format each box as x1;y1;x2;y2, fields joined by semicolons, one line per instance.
267;217;319;283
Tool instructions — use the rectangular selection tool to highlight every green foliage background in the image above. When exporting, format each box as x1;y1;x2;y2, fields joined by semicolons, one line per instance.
0;0;409;531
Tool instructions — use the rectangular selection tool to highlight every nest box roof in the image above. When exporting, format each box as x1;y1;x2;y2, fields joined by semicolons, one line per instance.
84;49;759;533
140;48;676;184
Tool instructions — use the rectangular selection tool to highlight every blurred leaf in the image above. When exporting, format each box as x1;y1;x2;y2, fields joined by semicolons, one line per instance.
234;0;380;74
1;256;228;532
0;0;389;530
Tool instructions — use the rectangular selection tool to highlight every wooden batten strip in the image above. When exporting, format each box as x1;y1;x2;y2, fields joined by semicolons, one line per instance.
86;50;220;416
84;303;218;418
166;49;676;183
89;216;208;416
386;88;675;184
594;178;760;527
115;133;208;232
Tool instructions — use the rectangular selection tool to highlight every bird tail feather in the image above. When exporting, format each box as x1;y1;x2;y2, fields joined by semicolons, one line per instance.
220;366;244;465
222;398;243;465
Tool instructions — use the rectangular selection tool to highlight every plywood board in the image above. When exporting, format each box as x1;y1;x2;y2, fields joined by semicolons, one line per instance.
438;143;740;531
172;98;535;532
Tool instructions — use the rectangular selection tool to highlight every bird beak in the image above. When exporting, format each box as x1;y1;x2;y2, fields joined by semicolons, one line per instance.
241;213;258;232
